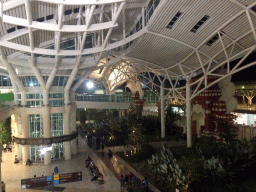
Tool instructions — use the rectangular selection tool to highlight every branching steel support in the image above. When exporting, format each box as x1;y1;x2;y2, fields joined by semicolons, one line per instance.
186;82;192;147
160;83;165;138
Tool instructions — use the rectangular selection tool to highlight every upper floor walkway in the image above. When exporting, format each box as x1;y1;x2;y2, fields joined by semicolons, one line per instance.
0;92;159;121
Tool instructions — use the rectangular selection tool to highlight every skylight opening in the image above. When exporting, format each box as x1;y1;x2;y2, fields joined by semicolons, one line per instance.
7;27;15;33
17;26;25;30
166;11;182;29
65;9;72;15
251;5;256;13
74;8;79;13
36;17;44;22
46;14;54;20
190;15;210;33
206;33;223;46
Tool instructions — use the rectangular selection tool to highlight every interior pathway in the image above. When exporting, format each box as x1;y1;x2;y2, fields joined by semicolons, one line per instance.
1;135;123;192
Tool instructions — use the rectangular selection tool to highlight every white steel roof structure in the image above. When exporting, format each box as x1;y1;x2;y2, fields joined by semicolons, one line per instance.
1;0;256;146
0;0;256;96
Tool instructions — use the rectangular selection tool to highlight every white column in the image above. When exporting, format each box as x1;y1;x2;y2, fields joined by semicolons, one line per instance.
71;104;77;155
22;145;29;165
12;82;19;105
43;90;49;106
160;84;165;138
186;83;192;147
21;111;29;165
43;106;51;165
13;114;20;159
64;105;71;160
21;92;26;106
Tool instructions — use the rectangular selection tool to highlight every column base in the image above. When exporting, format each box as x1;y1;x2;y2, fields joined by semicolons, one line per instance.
71;138;78;155
64;141;71;160
44;151;51;165
22;145;29;165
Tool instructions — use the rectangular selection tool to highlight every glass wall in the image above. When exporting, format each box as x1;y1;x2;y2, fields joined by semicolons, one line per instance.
50;113;64;160
20;76;39;87
51;143;64;160
50;113;63;136
43;76;68;86
26;94;44;107
30;145;44;161
0;75;12;86
49;93;64;107
29;114;43;138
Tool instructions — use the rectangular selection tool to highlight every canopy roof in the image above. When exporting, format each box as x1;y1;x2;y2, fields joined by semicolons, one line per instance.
0;0;256;88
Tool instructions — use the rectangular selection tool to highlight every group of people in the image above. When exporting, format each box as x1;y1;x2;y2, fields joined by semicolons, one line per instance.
3;143;12;152
120;173;135;192
85;155;104;184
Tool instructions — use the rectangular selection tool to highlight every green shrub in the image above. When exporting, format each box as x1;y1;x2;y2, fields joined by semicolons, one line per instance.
127;144;156;162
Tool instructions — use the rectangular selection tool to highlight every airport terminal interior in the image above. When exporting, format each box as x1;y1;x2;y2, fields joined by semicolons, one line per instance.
0;0;256;191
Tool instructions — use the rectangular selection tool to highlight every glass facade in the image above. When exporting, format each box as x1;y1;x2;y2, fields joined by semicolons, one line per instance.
26;94;43;108
43;76;68;86
49;93;64;107
20;76;39;87
49;100;64;107
51;143;64;159
30;145;44;161
29;114;43;138
50;113;63;136
0;75;12;86
20;76;69;87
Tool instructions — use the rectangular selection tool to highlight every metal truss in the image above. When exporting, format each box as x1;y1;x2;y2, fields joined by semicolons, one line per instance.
125;0;256;104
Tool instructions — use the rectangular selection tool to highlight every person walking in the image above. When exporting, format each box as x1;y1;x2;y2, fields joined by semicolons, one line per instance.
124;175;128;186
120;175;125;192
3;144;7;152
8;143;12;152
144;177;149;192
129;173;134;189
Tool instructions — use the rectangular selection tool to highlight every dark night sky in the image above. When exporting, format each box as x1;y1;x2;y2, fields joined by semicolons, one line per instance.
231;52;256;82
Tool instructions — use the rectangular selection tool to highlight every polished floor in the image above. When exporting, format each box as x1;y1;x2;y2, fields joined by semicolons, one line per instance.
1;136;125;192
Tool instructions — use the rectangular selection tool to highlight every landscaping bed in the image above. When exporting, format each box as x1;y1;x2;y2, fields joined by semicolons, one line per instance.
117;137;256;192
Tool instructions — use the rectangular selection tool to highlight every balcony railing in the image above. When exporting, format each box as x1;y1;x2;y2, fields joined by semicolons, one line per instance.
75;94;133;103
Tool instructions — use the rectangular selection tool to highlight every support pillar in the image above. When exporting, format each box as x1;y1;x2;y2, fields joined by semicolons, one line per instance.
44;151;51;165
21;111;29;165
13;114;20;159
161;84;165;138
22;145;29;165
71;104;77;155
64;105;71;160
43;106;51;165
21;92;26;106
186;83;192;147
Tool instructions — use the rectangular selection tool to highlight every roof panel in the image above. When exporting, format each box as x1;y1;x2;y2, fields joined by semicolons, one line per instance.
148;0;242;47
127;33;194;69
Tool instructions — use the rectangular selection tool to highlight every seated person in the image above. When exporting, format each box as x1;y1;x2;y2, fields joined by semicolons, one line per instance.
14;155;19;164
26;159;32;166
2;181;5;192
91;168;100;181
89;161;95;173
98;174;104;184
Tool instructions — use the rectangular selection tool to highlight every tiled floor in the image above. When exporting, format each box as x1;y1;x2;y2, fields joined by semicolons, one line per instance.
1;136;123;192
